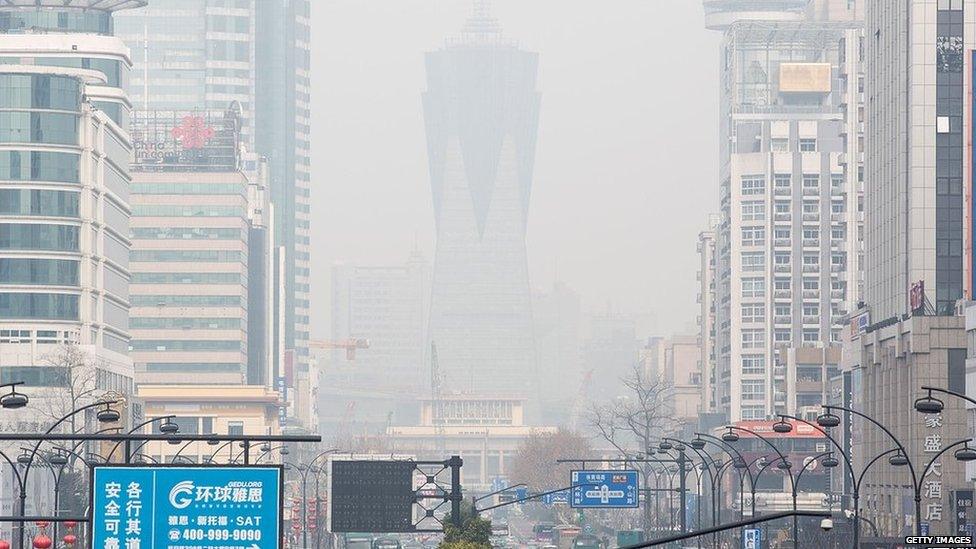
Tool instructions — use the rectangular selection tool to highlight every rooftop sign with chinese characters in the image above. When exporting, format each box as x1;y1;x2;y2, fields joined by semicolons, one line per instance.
91;465;282;549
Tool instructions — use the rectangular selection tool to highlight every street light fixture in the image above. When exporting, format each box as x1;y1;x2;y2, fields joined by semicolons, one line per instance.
159;420;180;435
821;455;839;468
816;411;841;428
96;404;121;423
0;382;28;409
659;441;673;451
16;451;31;465
772;420;792;434
721;429;739;443
954;445;976;462
914;389;945;414
888;452;909;466
690;437;706;450
48;451;68;467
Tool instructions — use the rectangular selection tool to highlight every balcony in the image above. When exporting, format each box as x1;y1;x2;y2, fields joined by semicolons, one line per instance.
774;213;792;223
774;238;791;247
802;290;819;299
773;289;791;299
774;187;792;196
802;213;820;222
802;315;820;325
831;289;845;299
802;239;819;248
802;264;820;273
802;187;820;196
774;264;791;273
774;315;792;325
831;186;845;197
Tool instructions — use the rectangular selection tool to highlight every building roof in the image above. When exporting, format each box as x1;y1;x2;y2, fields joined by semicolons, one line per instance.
0;0;147;11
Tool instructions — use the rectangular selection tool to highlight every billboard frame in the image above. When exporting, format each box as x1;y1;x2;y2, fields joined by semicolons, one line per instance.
88;463;285;549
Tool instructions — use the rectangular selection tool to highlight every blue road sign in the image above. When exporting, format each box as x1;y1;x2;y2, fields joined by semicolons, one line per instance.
542;491;569;505
91;465;282;549
514;487;528;501
742;528;761;549
570;470;639;508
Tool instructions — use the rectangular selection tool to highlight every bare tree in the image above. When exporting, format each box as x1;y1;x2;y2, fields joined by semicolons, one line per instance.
588;363;678;533
509;429;591;524
39;343;100;434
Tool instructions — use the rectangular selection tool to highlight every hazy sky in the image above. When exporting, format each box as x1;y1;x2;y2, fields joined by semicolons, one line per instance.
310;1;720;339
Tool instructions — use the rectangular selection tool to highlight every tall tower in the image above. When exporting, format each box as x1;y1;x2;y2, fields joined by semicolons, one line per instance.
423;1;540;400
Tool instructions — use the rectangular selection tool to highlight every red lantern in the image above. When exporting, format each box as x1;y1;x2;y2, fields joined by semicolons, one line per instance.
32;535;52;549
62;534;77;546
0;540;10;549
63;521;77;529
33;521;48;529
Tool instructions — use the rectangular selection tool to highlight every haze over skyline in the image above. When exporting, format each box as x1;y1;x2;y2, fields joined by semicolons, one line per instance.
312;0;720;338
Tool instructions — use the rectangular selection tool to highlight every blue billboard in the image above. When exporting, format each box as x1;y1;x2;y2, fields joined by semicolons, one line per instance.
91;465;282;549
570;470;639;508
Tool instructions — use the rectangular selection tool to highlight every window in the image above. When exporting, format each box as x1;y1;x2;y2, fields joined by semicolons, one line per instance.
831;227;845;240
799;138;817;152
742;304;765;323
803;329;820;342
742;406;766;420
831;329;842;343
0;258;78;285
0;189;79;217
0;151;79;183
774;304;791;316
742;329;764;349
802;228;820;241
742;355;765;374
742;227;765;246
0;224;78;252
741;175;766;195
129;295;244;307
130;340;242;352
0;293;79;320
802;174;820;189
742;380;765;401
774;329;792;343
227;421;244;436
742;252;765;271
742;278;765;297
831;202;845;214
803;304;820;316
774;174;791;188
831;280;845;291
774;252;790;265
774;278;791;290
802;201;819;214
774;228;790;240
771;138;789;152
803;254;820;266
803;278;820;291
742;201;765;221
774;201;790;213
831;254;845;266
831;174;844;188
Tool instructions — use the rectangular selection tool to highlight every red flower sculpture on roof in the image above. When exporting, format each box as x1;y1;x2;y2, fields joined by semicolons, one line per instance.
171;115;215;149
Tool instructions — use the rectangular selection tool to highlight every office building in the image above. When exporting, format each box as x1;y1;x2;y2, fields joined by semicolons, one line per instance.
423;3;540;400
532;282;584;424
840;0;975;537
0;0;139;411
320;252;430;430
117;0;311;399
705;3;863;422
128;106;278;386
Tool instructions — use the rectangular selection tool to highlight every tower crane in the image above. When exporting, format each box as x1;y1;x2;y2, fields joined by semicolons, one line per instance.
308;338;370;360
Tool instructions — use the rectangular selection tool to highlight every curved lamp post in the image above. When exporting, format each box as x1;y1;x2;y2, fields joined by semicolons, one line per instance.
105;415;179;463
662;437;719;539
694;432;754;545
819;405;921;536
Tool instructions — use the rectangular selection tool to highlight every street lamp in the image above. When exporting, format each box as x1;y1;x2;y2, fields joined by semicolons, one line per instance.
0;382;28;409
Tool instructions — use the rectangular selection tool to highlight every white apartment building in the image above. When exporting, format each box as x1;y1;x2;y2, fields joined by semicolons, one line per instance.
708;13;863;422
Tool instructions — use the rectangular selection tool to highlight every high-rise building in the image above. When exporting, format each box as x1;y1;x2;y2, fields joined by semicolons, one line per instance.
423;2;540;401
320;252;431;430
115;2;256;146
838;0;974;537
116;0;311;408
532;282;583;424
128;106;277;387
705;2;863;422
0;0;139;407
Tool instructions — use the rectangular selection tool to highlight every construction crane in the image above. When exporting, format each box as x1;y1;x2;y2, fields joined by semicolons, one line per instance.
309;338;370;360
430;342;445;452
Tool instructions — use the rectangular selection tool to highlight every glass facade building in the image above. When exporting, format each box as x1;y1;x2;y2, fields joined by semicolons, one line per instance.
423;6;540;402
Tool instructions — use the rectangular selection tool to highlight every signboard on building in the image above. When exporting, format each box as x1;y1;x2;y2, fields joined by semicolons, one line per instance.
91;465;282;549
779;62;831;93
742;528;762;549
735;420;825;438
955;490;973;534
570;470;639;508
849;311;870;339
329;460;417;532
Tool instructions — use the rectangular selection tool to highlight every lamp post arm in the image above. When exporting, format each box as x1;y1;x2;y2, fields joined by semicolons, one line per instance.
915;439;972;495
921;386;976;408
727;426;795;496
826;405;919;490
780;413;857;493
208;440;235;463
474;483;528;504
855;448;901;492
0;450;24;492
23;400;118;489
695;433;754;488
793;452;833;497
106;415;178;462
